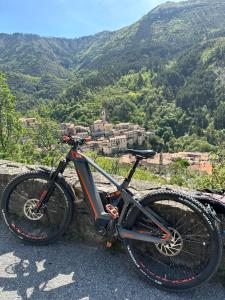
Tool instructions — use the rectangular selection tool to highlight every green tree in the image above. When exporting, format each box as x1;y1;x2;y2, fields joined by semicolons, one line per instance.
29;103;62;166
214;102;225;130
0;73;22;158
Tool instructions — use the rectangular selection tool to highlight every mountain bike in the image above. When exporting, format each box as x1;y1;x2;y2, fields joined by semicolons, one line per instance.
1;135;223;291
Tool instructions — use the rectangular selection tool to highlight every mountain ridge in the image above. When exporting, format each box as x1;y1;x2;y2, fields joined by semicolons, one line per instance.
2;0;225;78
1;0;225;147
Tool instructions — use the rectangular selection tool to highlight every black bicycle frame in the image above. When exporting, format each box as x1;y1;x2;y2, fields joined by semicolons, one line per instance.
62;148;172;244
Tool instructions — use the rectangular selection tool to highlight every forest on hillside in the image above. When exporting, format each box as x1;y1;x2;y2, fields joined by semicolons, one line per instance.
1;0;225;154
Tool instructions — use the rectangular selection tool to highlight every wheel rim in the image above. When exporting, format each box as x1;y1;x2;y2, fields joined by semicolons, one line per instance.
128;198;214;285
5;175;69;240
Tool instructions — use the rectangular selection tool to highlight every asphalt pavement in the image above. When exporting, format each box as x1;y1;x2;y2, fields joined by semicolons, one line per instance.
0;222;225;300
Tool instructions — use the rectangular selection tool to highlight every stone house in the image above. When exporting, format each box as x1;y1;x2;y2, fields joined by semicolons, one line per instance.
104;123;113;132
137;129;146;145
92;119;113;133
61;123;75;136
20;117;37;128
125;130;137;146
93;120;104;132
74;125;90;138
86;141;100;151
115;123;131;130
110;135;127;152
102;141;112;155
76;132;89;138
74;125;90;133
61;123;90;137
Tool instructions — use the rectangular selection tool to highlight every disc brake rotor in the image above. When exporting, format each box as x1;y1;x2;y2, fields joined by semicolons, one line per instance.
155;228;183;257
23;199;43;221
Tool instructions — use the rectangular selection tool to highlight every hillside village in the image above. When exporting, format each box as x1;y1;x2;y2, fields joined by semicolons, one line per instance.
60;110;151;155
20;109;150;155
21;111;149;153
21;112;213;174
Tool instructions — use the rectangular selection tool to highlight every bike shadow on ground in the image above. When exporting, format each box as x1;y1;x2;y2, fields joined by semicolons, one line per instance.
0;223;224;300
0;230;76;299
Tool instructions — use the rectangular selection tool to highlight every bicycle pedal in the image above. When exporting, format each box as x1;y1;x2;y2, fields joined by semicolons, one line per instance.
105;204;119;219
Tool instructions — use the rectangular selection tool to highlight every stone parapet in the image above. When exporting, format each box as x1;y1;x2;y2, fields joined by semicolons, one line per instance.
0;160;157;242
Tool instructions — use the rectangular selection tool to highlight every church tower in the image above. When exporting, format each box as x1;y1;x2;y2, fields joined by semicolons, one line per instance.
101;108;107;124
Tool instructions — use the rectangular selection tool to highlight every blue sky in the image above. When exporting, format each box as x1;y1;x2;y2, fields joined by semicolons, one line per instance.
0;0;181;38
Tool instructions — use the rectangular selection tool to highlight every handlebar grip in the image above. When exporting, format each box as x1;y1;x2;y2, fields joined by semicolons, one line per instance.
62;135;71;143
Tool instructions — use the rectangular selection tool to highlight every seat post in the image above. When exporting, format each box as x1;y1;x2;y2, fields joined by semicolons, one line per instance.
121;156;143;189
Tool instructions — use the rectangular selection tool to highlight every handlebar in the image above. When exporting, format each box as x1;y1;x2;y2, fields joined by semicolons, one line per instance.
62;135;92;147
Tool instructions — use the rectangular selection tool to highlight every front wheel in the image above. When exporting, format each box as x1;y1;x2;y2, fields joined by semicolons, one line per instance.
123;190;223;291
1;171;74;245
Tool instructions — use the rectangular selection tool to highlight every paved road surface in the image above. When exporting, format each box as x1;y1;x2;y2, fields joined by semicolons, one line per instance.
0;222;224;300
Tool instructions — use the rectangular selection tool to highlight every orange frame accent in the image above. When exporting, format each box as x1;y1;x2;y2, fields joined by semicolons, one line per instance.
76;170;98;219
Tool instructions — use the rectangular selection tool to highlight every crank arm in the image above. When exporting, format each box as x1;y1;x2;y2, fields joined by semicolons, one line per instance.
118;227;168;244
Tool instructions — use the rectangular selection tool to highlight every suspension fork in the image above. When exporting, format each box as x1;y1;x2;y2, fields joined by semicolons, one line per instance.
34;159;68;212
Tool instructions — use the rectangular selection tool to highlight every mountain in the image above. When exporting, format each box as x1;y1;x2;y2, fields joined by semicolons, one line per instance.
75;0;225;75
0;32;102;107
1;0;225;151
1;0;225;104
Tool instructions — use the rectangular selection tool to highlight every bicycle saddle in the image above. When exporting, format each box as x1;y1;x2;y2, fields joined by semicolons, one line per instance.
125;149;156;159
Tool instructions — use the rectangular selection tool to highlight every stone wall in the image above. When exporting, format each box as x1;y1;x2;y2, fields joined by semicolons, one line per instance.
0;160;158;242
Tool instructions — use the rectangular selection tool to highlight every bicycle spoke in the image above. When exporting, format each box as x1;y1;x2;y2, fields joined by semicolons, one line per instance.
183;238;207;244
167;256;191;277
134;246;170;270
179;221;204;235
174;213;187;228
181;249;200;257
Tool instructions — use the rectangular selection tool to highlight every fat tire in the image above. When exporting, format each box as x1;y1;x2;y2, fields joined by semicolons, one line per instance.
1;170;74;245
123;189;223;291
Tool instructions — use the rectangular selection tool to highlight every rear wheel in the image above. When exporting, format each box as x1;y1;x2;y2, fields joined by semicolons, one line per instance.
1;171;74;245
124;190;222;291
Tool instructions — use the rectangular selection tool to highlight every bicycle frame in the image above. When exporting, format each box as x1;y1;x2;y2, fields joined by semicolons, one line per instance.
65;146;172;244
42;145;172;244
